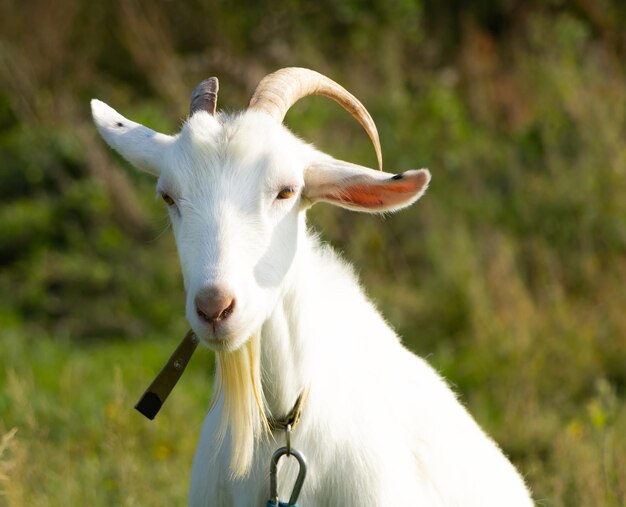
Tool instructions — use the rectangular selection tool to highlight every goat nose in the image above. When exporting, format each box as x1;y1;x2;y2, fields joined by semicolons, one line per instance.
195;287;236;324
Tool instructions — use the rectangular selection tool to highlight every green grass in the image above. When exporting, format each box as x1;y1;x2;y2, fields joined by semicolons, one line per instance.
0;327;214;506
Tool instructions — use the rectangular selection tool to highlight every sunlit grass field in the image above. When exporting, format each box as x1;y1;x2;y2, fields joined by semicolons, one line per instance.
0;327;214;506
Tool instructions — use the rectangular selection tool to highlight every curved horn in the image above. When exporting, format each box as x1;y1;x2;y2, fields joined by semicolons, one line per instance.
189;77;219;117
248;67;383;170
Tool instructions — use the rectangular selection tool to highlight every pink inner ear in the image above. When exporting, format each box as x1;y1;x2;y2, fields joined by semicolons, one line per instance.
322;179;421;209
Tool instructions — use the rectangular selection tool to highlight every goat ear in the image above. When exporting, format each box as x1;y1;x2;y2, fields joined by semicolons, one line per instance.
90;99;175;177
303;158;430;212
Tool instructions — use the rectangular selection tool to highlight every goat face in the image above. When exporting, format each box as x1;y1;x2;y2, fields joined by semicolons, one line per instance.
159;111;307;350
91;68;431;353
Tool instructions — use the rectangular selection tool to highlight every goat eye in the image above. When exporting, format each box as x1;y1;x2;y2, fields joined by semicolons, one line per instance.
162;193;175;206
276;187;296;200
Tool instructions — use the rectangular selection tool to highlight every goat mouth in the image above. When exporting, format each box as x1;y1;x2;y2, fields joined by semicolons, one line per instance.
188;306;255;352
190;314;228;339
195;327;247;352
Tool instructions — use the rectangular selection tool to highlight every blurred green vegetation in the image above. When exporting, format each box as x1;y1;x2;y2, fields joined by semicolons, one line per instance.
1;0;626;505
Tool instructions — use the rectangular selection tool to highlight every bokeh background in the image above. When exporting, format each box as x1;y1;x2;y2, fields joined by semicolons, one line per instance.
1;0;626;505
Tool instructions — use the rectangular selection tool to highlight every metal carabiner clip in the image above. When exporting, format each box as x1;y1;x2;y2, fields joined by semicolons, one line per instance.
267;446;307;507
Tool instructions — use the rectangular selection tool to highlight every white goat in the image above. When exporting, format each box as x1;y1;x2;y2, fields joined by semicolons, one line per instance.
91;67;533;506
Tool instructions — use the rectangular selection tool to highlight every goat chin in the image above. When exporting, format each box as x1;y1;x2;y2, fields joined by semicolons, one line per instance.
212;334;269;478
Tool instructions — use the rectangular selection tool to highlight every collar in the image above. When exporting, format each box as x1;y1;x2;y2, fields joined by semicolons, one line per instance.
267;391;307;432
135;330;199;420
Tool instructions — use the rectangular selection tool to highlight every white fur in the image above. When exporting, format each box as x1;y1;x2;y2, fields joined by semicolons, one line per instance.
91;99;534;506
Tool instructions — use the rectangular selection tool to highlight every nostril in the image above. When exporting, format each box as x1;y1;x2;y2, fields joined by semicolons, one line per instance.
194;287;236;325
219;298;235;321
196;306;210;322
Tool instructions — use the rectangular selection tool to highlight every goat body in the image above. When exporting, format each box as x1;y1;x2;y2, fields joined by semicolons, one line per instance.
191;232;533;506
91;68;534;506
